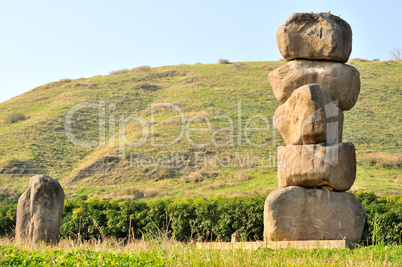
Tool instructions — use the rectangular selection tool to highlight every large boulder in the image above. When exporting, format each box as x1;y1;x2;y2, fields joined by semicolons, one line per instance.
268;60;360;110
15;175;64;244
277;143;356;191
264;186;366;242
273;84;343;145
276;13;352;63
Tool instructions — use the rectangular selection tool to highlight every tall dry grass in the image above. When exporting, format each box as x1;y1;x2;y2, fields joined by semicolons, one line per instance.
359;152;401;168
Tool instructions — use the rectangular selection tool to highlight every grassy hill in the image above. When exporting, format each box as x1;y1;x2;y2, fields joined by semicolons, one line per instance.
0;60;401;200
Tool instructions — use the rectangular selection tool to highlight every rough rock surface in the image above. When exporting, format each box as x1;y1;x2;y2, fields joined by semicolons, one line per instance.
268;60;360;110
264;186;366;242
16;175;64;244
277;143;356;191
273;84;343;145
276;13;352;62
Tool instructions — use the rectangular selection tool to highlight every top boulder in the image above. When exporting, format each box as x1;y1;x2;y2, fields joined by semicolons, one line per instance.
277;13;352;63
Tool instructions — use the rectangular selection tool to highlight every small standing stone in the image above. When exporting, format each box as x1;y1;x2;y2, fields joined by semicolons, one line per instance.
16;175;64;244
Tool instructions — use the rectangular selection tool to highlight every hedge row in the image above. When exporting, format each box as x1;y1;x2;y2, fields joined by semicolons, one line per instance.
0;192;401;245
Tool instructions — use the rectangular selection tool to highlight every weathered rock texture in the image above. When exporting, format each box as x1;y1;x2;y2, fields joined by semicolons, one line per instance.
264;186;366;242
278;143;356;191
273;83;343;145
16;175;64;244
277;13;352;62
268;60;360;110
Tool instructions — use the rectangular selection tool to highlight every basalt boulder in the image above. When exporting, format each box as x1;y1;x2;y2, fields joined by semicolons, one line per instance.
273;83;343;145
276;13;352;63
277;143;356;191
268;60;360;110
264;186;366;242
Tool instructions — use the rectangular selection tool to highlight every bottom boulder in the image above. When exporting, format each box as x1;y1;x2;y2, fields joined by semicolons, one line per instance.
264;186;366;242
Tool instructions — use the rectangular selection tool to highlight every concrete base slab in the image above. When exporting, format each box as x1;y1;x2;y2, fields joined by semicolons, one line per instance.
196;240;357;250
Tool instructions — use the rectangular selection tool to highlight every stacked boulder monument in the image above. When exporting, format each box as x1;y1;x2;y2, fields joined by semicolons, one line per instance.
264;13;366;243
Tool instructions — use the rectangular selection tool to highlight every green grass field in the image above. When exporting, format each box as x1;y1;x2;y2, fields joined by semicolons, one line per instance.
1;238;401;266
0;60;401;200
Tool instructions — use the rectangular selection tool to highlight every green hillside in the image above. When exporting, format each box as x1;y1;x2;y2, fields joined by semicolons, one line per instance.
0;60;401;200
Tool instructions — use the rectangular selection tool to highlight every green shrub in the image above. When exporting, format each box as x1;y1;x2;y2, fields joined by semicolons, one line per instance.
355;191;402;245
4;112;26;124
58;196;264;242
1;193;400;245
0;204;17;237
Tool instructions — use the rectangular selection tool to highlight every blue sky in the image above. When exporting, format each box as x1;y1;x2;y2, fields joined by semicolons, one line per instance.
0;0;401;103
